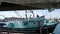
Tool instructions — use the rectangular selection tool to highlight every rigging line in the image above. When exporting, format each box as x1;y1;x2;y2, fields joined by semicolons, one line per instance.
14;11;22;18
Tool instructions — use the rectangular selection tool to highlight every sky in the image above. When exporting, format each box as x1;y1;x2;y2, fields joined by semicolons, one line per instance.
0;9;60;19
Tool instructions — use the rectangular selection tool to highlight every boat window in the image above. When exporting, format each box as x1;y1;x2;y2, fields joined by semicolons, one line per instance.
24;23;28;25
34;22;35;24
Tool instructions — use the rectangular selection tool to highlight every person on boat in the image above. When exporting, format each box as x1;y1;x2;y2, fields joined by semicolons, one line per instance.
37;15;39;18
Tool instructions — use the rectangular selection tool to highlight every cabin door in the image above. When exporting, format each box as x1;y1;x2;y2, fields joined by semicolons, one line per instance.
37;21;40;26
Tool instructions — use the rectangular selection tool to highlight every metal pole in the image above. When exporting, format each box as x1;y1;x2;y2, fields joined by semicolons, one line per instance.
25;10;27;19
48;8;52;20
32;12;34;18
50;11;51;20
49;12;51;20
30;10;34;18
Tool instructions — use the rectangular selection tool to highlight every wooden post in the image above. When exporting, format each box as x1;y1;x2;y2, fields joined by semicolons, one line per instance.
44;27;49;34
0;29;2;34
40;28;42;34
37;21;42;34
47;27;49;34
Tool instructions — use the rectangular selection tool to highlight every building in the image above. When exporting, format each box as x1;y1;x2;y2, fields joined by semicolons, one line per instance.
4;17;25;21
0;0;59;10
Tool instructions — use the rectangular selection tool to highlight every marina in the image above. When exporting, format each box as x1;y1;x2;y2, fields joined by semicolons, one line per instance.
0;0;60;34
0;10;59;34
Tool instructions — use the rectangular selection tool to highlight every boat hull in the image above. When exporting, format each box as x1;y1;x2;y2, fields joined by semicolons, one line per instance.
0;23;58;33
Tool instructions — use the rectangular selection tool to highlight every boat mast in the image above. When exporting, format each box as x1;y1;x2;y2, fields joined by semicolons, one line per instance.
48;8;54;20
25;10;27;19
30;10;34;18
48;4;54;20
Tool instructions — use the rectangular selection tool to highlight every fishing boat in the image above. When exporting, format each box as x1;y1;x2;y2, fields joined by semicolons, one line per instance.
0;10;58;34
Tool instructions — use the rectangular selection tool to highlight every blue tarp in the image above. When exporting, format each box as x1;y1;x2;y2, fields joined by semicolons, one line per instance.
53;23;60;34
0;23;6;27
